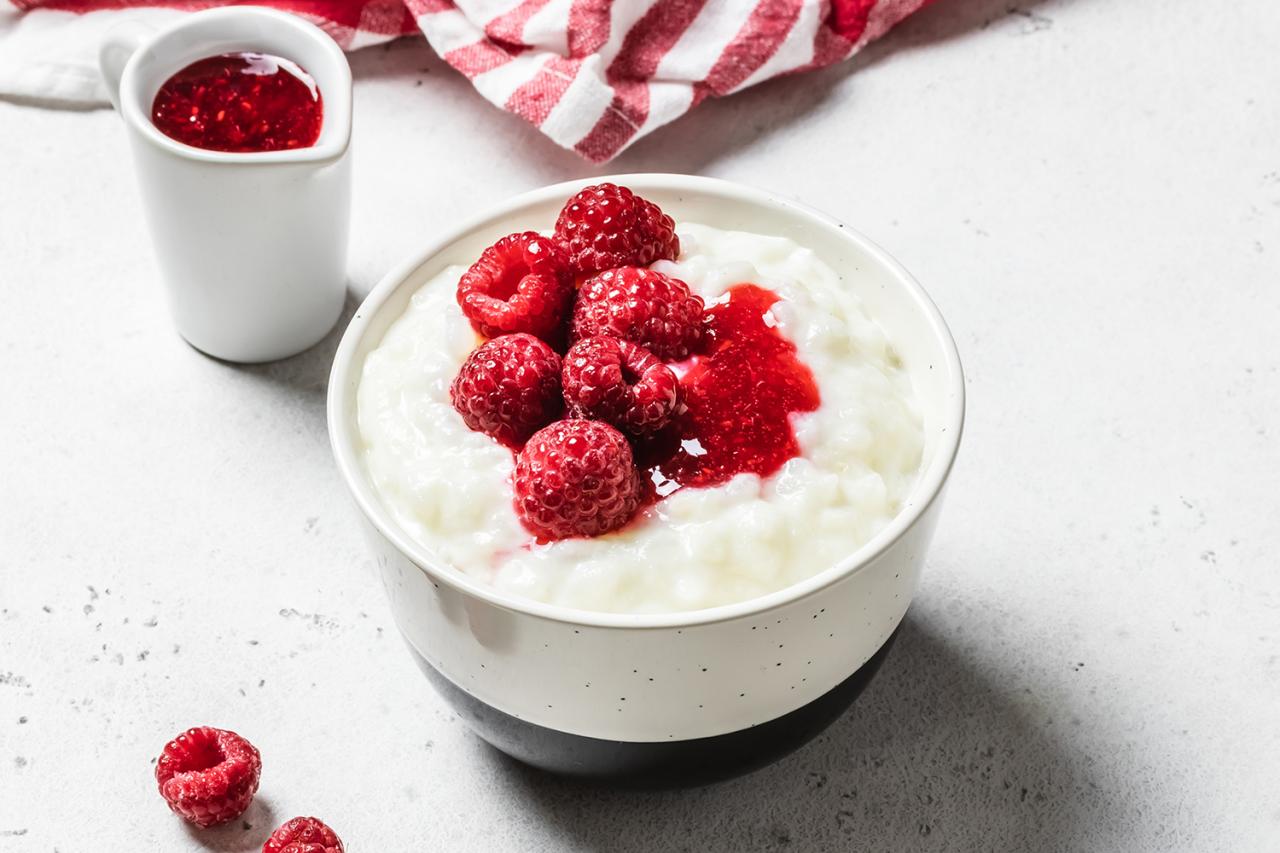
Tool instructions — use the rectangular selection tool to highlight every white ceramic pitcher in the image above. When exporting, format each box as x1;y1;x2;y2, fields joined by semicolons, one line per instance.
100;7;352;363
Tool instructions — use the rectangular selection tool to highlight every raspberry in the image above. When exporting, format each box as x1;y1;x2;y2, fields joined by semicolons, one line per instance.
514;419;643;540
553;183;679;275
562;335;680;436
457;232;573;343
263;816;344;853
571;267;705;360
155;726;261;828
450;333;563;447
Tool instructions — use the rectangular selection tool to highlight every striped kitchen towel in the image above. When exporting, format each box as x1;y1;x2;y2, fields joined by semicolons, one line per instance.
1;0;935;160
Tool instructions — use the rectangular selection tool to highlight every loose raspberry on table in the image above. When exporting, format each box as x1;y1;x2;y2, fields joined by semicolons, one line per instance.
571;267;705;360
263;816;344;853
155;726;261;828
553;183;679;275
514;419;643;540
562;335;681;436
450;333;563;447
456;231;573;343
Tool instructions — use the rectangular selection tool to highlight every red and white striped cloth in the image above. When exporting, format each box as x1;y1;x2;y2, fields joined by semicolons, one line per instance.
1;0;935;160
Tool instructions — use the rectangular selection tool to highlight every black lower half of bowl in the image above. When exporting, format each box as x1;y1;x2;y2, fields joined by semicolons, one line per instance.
409;625;900;788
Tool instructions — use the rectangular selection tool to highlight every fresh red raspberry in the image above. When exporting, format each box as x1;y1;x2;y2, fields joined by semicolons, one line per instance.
562;335;681;436
263;816;344;853
571;267;705;360
457;231;573;343
450;333;563;447
155;726;261;828
514;419;643;540
553;183;680;275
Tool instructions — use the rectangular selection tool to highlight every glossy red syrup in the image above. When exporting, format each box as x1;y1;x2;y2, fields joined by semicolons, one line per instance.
644;284;820;497
151;53;322;153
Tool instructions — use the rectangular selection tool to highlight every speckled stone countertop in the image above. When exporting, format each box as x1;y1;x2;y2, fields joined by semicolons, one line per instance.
2;0;1277;849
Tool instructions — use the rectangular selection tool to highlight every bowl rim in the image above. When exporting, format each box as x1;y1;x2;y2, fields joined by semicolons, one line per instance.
327;173;965;630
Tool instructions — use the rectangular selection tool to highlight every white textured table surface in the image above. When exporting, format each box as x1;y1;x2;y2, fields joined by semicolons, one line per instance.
3;0;1278;849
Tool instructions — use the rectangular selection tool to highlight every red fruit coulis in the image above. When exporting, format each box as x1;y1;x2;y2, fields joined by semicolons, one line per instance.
151;52;322;153
644;284;820;497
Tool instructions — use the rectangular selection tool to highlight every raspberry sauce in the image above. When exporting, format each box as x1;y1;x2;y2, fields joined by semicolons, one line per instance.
646;284;820;495
151;53;322;153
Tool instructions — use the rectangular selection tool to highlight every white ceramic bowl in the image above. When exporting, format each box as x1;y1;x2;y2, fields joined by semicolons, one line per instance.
327;174;964;785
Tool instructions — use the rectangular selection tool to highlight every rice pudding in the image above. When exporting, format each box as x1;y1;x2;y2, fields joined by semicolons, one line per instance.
357;221;923;615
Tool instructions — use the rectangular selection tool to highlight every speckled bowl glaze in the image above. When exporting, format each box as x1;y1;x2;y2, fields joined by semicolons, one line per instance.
327;174;964;786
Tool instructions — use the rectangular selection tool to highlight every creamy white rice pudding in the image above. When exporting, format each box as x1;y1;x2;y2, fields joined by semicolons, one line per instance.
357;223;923;614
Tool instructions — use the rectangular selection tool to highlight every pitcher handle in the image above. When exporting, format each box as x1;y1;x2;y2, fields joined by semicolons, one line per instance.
99;23;152;111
